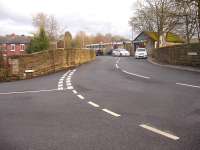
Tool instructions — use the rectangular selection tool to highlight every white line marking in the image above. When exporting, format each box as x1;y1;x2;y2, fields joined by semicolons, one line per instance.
66;83;72;86
139;124;180;140
102;109;121;117
68;74;72;77
0;88;62;95
58;81;63;85
122;70;150;79
58;70;71;90
88;101;100;107
67;86;74;90
66;79;71;82
116;64;119;69
77;94;85;100
58;85;63;88
66;80;71;83
72;90;78;94
116;58;120;64
67;77;71;80
176;83;200;89
64;73;69;76
58;87;63;90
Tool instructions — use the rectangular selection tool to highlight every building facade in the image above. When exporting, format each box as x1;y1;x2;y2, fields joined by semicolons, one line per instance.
0;34;31;56
133;31;185;54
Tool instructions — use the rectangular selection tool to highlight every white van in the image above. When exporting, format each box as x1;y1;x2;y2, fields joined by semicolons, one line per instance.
135;48;148;59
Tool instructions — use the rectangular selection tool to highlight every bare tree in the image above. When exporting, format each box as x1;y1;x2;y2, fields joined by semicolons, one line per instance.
174;1;197;43
32;13;48;29
32;13;64;41
129;0;181;47
47;15;59;40
173;0;200;43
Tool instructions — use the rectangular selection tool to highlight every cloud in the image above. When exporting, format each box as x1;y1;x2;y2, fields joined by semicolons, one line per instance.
0;0;135;38
0;5;31;25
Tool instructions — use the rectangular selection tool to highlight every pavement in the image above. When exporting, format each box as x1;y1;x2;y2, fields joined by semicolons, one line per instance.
148;57;200;73
0;56;200;150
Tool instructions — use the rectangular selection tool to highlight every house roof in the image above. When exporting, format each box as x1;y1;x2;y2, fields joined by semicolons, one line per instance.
0;35;31;44
144;31;159;41
165;32;184;43
134;31;184;43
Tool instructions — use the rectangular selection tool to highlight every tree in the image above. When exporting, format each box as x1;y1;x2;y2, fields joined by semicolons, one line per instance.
32;13;47;29
27;27;49;53
174;0;197;43
47;15;59;41
176;0;200;43
32;13;61;41
72;31;86;48
129;2;157;32
64;31;72;49
130;0;181;47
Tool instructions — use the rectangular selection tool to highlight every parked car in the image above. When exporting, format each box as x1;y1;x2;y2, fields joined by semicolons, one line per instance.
96;49;104;56
135;48;148;59
112;49;130;57
107;49;113;55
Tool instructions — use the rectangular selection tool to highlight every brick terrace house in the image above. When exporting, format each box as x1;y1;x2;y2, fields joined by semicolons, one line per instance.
0;34;31;56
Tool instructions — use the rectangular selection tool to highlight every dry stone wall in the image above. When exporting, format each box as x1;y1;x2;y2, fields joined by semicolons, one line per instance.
6;48;95;80
151;43;200;68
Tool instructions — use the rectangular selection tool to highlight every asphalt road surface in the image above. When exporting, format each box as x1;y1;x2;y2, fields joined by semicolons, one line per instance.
0;56;200;150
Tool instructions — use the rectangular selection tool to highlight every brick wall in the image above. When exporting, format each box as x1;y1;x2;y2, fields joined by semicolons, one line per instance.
2;44;27;56
6;48;95;80
151;43;200;68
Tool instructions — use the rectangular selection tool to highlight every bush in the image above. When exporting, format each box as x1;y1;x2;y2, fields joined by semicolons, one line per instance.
27;27;49;53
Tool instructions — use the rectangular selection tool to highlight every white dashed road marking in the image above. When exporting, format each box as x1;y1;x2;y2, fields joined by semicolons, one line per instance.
115;58;150;79
122;70;150;79
139;124;180;141
58;87;63;90
0;88;62;95
77;94;85;100
58;70;71;90
102;109;121;117
116;58;120;64
67;86;74;90
67;83;72;86
66;79;71;82
116;64;119;69
72;90;78;94
88;101;100;108
176;83;200;89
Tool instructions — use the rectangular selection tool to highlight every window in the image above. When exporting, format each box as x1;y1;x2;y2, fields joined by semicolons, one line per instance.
20;44;25;51
11;44;15;51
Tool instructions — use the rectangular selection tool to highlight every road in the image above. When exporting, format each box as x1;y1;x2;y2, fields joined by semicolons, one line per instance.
0;56;200;150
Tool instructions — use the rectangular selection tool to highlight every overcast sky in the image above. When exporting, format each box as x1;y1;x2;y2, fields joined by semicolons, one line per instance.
0;0;137;39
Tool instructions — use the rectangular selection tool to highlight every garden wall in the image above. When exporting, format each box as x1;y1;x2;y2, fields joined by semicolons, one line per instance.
151;43;200;68
2;48;95;80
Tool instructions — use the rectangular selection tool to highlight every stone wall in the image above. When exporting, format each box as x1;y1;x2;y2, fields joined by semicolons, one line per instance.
0;52;8;81
6;48;95;80
151;43;200;68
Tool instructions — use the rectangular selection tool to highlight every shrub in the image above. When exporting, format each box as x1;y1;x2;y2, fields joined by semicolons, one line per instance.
27;27;49;53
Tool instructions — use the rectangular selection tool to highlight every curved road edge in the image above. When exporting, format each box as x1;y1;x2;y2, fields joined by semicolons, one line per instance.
147;58;200;73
